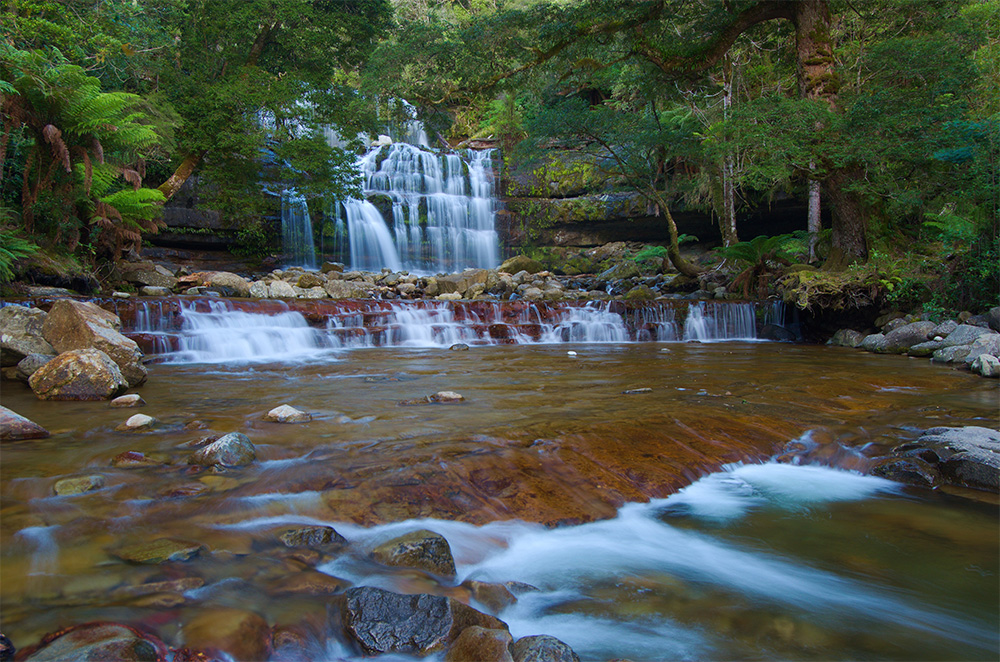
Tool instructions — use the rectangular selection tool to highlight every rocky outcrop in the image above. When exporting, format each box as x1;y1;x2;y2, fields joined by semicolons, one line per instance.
29;348;129;400
0;305;55;366
874;426;1000;492
0;406;49;440
370;529;457;578
42;300;146;387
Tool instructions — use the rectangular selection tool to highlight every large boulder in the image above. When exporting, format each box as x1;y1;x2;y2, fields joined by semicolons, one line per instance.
42;300;146;387
971;354;1000;378
118;262;178;290
29;348;129;400
0;305;55;366
882;427;1000;492
0;405;49;440
500;255;544;275
19;622;169;662
963;333;1000;366
205;272;251;298
370;529;457;577
324;280;372;299
827;329;866;348
940;324;991;348
872;321;936;354
339;587;506;657
436;270;491;297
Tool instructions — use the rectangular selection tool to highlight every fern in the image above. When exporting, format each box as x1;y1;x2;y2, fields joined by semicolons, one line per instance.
0;228;39;282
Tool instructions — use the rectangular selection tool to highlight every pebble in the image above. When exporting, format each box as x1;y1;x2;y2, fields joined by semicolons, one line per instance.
623;388;653;394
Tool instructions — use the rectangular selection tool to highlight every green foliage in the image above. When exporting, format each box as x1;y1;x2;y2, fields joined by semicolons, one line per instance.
0;211;39;282
716;234;800;298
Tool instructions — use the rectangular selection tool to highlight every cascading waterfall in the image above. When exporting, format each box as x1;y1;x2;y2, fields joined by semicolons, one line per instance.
280;190;316;269
130;299;773;362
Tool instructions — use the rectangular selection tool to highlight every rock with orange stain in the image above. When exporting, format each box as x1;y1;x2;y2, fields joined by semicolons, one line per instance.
180;607;272;662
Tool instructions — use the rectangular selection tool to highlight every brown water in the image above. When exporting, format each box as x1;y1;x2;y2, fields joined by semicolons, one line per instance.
1;342;998;660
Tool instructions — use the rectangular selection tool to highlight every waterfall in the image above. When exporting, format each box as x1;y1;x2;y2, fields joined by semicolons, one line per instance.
683;301;758;341
281;191;316;269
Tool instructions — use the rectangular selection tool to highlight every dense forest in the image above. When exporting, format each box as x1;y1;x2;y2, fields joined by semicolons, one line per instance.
1;0;997;316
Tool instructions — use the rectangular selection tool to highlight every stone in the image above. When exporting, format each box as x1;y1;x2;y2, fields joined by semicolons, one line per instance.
397;282;418;297
18;622;169;661
930;320;959;338
931;345;971;363
510;635;581;662
140;286;172;297
940;324;991;348
113;291;131;299
370;529;457;577
29;348;129;400
249;281;270;298
0;305;55;366
859;333;884;352
908;427;1000;491
15;353;54;383
188;432;256;467
111;451;162;468
430;391;465;404
827;329;866;348
116;413;156;432
111;537;204;564
907;340;944;357
499;255;544;275
963;333;1000;365
759;324;796;342
111;394;146;408
321;261;345;274
0;405;49;440
971;354;1000;378
437;292;463;301
988;306;1000;332
269;280;297;298
181;607;272;662
872;321;936;354
449;343;470;351
340;587;453;656
324;280;370;299
293;286;327;299
54;474;106;496
585;241;627;262
0;633;12;661
204;271;251;298
461;580;518;614
42;300;146;387
874;311;905;329
446;627;514;662
623;388;653;394
882;317;911;333
264;404;312;423
597;260;641;282
871;458;937;487
279;525;347;549
625;285;656;301
119;261;179;290
269;570;351;596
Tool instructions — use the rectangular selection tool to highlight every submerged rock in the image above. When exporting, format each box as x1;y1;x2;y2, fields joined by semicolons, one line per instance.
511;635;581;662
370;529;457;578
111;451;162;468
181;607;272;662
116;413;156;432
54;474;106;496
29;348;129;400
0;405;49;441
111;537;204;564
279;525;347;549
187;432;256;468
461;580;518;614
264;404;312;423
19;622;169;662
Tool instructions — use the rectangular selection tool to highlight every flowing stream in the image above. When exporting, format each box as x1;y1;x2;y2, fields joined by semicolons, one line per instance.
1;300;997;660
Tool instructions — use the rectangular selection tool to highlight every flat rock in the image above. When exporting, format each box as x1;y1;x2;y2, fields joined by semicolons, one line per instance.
187;432;256;467
110;394;146;408
111;537;204;564
264;404;312;423
892;427;1000;492
371;529;457;578
54;474;106;496
19;622;169;662
0;405;49;440
461;580;518;614
511;635;581;662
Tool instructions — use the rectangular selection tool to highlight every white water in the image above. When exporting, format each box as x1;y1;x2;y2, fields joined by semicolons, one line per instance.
207;462;996;661
133;300;762;363
281;190;317;269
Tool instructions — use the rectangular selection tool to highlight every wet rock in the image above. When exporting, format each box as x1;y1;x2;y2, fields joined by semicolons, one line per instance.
859;333;884;352
42;300;146;387
511;634;581;662
0;633;13;662
110;576;205;599
430;391;465;403
269;570;351;596
871;321;936;354
204;271;252;298
181;607;272;662
111;451;162;468
53;474;105;496
623;387;653;395
111;394;146;408
340;587;453;655
140;286;172;297
0;405;49;440
19;622;168;662
931;345;971;363
116;413;156;432
15;353;55;383
280;525;347;549
264;404;312;423
827;329;866;348
461;579;518;613
111;537;204;564
962;333;1000;365
871;458;937;487
0;305;55;366
940;323;991;348
907;340;944;357
887;427;1000;492
370;529;457;578
971;354;1000;378
446;627;514;662
450;343;471;351
187;432;256;467
500;255;544;275
29;348;129;400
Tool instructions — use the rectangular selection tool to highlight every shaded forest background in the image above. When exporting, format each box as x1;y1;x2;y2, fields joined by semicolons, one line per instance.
1;0;997;315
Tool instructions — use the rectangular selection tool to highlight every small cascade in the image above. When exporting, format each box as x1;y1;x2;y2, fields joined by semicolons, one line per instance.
280;191;316;269
128;299;780;363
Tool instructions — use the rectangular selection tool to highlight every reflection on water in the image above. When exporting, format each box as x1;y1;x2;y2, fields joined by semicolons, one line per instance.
0;343;997;660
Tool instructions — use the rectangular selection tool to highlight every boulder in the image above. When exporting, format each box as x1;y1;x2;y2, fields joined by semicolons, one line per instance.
181;608;272;662
511;635;581;662
116;414;156;432
54;474;106;496
264;404;312;423
971;354;1000;378
446;627;514;662
0;405;49;440
827;329;866;348
187;432;256;468
18;622;169;662
585;241;627;262
499;255;544;275
204;272;251;298
963;333;1000;365
931;345;971;363
891;427;1000;492
111;537;205;564
279;525;347;549
42;300;146;387
324;280;371;299
29;348;129;400
988;306;1000;332
15;353;55;382
296;273;325;288
249;281;270;298
119;262;178;290
870;458;937;487
940;324;991;348
0;305;55;366
293;286;327;299
370;529;457;578
321;261;345;274
597;260;641;282
269;280;297;298
930;320;959;338
859;333;885;352
139;286;172;297
907;340;944;357
872;321;937;354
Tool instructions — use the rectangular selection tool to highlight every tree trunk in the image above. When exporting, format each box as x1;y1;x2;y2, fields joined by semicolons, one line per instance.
824;168;869;269
807;163;821;262
720;54;738;247
157;151;206;201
